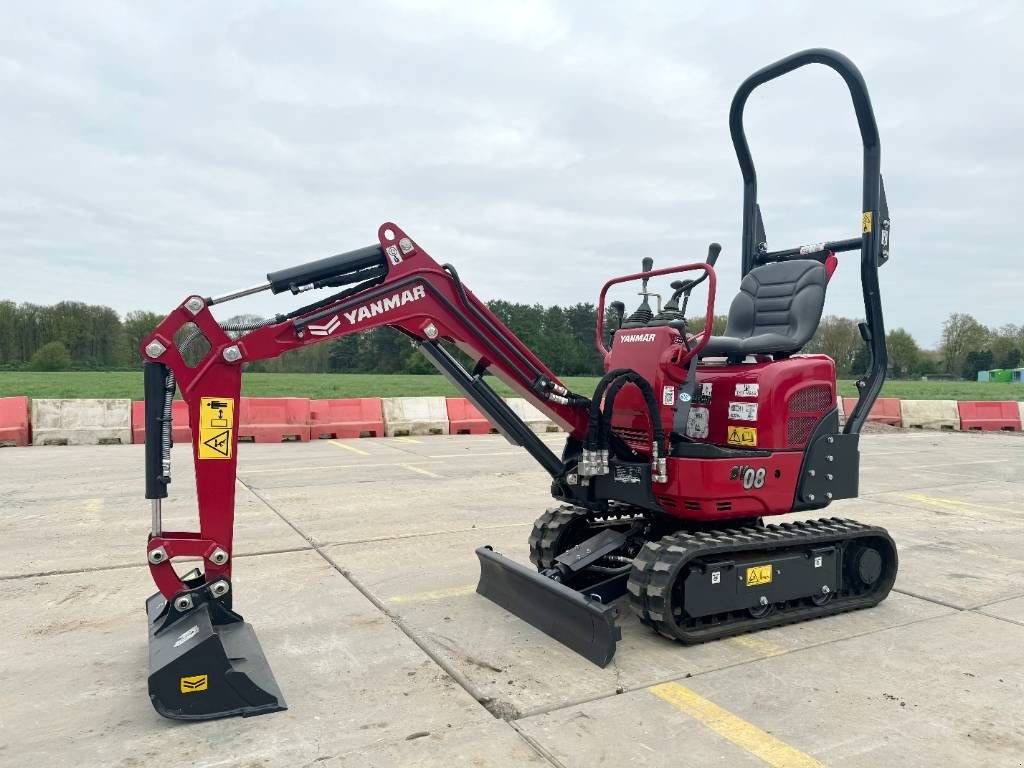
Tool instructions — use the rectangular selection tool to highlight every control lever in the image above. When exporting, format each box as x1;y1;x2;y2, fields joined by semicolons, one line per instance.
609;301;625;329
623;258;656;328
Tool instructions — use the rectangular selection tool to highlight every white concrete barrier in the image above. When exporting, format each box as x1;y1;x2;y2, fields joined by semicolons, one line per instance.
381;396;449;436
1019;402;1024;430
505;398;562;433
31;399;132;445
836;395;845;426
900;399;960;431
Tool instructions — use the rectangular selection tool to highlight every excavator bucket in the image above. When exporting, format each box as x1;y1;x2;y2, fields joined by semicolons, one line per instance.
475;547;621;667
146;592;286;720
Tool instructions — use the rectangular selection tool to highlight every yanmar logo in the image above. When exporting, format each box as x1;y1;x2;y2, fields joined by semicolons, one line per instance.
344;285;426;325
308;316;341;336
305;286;427;337
619;333;656;343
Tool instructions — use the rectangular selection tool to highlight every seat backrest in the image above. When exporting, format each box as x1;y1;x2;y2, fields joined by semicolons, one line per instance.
723;259;827;353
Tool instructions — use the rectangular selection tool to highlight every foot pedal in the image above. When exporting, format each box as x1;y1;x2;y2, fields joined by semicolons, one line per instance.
146;592;287;720
475;546;621;667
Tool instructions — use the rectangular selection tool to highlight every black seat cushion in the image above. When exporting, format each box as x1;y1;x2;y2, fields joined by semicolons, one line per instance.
702;259;826;358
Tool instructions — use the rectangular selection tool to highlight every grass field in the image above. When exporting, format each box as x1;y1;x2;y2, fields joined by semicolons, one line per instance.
0;371;1021;401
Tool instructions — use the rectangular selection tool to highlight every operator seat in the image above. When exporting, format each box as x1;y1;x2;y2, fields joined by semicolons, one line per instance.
702;259;827;359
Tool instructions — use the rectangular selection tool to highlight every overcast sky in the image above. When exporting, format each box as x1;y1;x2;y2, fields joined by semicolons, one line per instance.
2;1;1022;347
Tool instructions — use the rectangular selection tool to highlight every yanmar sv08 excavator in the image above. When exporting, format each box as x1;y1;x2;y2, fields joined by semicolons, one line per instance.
140;49;896;720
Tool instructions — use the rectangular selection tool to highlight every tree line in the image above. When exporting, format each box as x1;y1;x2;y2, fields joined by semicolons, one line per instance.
0;298;1019;381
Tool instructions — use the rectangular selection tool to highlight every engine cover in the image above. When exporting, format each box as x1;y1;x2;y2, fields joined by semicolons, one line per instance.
605;327;836;454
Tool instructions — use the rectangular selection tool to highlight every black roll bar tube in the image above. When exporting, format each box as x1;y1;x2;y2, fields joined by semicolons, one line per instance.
728;48;888;435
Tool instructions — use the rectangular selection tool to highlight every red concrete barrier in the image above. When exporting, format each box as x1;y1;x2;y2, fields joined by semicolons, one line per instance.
957;401;1021;432
309;398;384;439
131;400;192;444
0;396;30;446
446;397;495;435
841;397;902;427
238;397;310;442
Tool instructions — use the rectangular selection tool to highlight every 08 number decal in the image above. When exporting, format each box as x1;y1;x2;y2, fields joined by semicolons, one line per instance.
730;465;766;490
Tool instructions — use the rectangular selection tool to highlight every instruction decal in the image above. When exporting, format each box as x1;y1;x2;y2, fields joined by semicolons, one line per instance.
727;426;757;447
728;401;758;421
862;211;873;233
734;383;759;398
198;397;234;460
686;406;709;439
180;674;208;694
745;564;772;587
662;386;675;406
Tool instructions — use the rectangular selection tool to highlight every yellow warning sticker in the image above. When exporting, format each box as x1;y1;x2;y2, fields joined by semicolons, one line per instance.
746;564;773;587
197;397;234;460
862;211;873;233
727;426;757;447
180;674;208;693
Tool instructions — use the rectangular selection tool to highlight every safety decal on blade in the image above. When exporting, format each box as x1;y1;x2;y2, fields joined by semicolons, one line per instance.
180;674;208;694
198;397;234;460
727;426;757;447
746;564;772;587
728;401;758;421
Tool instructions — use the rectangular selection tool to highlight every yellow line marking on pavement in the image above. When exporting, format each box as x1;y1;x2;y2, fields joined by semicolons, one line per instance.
386;584;477;604
329;440;370;456
239;460;441;475
728;634;787;658
401;463;442;478
427;451;521;459
900;493;1001;517
394;436;421;444
648;682;825;768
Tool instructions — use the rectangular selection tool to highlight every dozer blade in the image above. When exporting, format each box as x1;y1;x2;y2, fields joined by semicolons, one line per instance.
475;546;621;667
146;592;287;720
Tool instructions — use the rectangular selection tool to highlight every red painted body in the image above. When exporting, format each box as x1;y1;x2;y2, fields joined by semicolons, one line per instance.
605;327;836;521
142;223;597;600
140;222;839;599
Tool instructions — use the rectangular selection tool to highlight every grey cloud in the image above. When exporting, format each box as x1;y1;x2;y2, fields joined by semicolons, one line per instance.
1;1;1021;347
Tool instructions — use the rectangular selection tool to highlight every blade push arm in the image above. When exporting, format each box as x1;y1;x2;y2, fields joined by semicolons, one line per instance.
140;223;589;602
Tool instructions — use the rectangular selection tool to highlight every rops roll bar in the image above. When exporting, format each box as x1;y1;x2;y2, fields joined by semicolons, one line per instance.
729;48;891;435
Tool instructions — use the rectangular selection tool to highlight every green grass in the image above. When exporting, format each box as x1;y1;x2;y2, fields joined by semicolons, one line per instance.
1;371;1021;401
0;371;602;400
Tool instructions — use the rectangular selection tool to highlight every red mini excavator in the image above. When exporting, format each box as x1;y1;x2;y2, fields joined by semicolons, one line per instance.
140;49;896;720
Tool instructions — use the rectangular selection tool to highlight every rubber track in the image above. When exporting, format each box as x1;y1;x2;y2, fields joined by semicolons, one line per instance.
527;505;590;570
626;517;897;644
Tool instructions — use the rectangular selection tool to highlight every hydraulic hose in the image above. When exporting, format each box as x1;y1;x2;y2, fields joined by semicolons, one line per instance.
585;368;632;453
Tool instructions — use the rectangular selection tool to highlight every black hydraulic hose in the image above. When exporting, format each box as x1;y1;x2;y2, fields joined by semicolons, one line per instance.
287;274;387;325
601;373;665;452
443;263;589;407
586;368;632;451
443;263;544;381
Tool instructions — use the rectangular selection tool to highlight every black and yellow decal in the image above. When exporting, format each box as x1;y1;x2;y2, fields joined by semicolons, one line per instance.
180;674;208;693
198;397;234;460
862;211;873;233
727;426;757;447
745;564;773;587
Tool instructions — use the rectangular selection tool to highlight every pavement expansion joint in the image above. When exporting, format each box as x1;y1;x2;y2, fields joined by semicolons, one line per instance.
235;474;500;719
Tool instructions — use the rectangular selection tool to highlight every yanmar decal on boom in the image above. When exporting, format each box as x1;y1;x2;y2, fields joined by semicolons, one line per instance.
309;286;428;336
344;285;426;326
